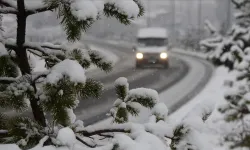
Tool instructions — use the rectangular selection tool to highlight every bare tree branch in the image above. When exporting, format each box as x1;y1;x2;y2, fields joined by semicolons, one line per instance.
24;45;62;63
0;0;57;16
0;7;17;14
41;43;66;52
26;5;57;16
0;0;17;9
0;39;17;50
0;77;16;84
76;136;97;148
98;133;114;138
24;42;52;56
32;72;49;83
25;42;65;53
77;128;130;137
28;49;43;58
0;38;63;66
0;39;57;60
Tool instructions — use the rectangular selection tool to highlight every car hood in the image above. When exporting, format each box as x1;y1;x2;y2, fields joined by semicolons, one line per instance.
136;46;167;53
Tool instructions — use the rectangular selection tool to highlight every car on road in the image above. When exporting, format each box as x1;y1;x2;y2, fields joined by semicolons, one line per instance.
134;27;169;69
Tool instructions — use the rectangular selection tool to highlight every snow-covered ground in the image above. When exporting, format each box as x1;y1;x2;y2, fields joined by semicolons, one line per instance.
171;48;208;59
169;66;235;149
168;50;238;149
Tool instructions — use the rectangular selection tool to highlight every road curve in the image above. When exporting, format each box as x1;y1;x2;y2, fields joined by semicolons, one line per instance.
77;39;213;125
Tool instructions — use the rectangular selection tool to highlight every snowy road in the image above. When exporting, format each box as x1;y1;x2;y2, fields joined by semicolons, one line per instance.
76;39;214;125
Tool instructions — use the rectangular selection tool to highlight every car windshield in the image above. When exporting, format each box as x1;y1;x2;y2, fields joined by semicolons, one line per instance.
137;38;167;47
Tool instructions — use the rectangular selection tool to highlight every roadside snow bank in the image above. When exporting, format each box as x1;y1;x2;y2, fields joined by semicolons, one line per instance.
172;48;208;59
0;144;21;150
169;66;238;149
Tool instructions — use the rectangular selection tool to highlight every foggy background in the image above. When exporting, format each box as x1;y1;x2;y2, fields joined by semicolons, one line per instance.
2;0;234;49
86;0;233;49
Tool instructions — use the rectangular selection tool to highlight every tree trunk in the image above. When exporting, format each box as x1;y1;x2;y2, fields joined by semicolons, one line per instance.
16;0;29;75
16;0;46;127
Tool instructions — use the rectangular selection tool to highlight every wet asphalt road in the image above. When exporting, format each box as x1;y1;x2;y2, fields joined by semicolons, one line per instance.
78;40;190;125
3;39;213;126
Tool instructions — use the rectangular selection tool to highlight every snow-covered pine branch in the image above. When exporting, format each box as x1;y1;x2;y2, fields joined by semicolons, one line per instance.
0;77;169;149
25;1;57;16
109;77;159;123
0;0;144;40
0;38;66;52
0;35;113;72
55;0;144;41
0;0;146;149
232;0;250;9
0;74;216;150
0;1;204;150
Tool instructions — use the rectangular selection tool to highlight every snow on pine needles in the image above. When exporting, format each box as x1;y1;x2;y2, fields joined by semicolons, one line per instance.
46;59;86;84
70;0;140;20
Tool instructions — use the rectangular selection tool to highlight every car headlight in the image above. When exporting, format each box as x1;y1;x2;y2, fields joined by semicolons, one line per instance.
136;53;143;59
160;52;168;59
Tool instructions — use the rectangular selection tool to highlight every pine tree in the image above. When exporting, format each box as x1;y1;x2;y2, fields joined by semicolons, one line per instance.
0;0;151;149
0;1;215;150
201;0;250;148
